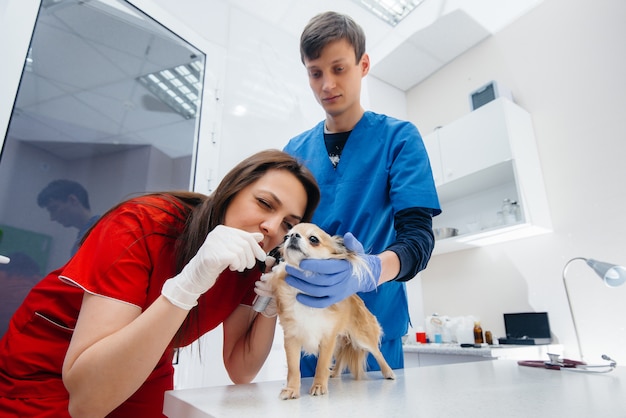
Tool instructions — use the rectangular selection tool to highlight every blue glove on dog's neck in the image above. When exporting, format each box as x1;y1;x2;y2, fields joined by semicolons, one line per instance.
284;232;381;308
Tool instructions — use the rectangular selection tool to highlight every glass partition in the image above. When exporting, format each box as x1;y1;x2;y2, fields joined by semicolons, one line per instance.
0;0;206;337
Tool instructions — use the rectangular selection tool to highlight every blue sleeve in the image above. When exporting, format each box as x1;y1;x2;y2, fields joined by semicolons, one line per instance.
385;119;441;215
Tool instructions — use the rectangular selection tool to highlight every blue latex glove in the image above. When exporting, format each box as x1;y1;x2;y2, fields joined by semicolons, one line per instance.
284;232;381;308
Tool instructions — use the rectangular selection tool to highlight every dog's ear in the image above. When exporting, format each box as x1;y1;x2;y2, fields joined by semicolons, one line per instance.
331;234;351;256
332;234;344;248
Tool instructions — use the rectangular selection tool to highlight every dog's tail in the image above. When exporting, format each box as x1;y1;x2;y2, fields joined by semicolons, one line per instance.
332;337;368;380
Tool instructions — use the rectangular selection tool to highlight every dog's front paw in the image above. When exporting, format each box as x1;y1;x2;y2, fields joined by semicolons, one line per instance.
380;365;396;380
279;387;300;400
309;381;329;396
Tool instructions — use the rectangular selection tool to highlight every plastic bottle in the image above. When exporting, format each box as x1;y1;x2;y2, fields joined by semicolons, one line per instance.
485;330;493;345
492;333;500;346
502;199;515;225
473;321;484;344
511;201;521;222
428;314;443;344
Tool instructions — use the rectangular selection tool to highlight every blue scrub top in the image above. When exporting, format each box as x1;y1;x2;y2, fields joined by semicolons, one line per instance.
285;111;440;347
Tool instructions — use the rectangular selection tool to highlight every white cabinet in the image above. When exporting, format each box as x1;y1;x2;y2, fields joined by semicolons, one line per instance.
424;98;552;255
424;101;512;186
439;102;512;182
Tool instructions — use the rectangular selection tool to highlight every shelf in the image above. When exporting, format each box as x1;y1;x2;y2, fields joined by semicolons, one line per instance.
433;222;552;254
436;160;515;203
426;99;552;256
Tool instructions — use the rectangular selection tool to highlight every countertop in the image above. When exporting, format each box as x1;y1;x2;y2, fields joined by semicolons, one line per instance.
402;342;563;357
163;360;626;417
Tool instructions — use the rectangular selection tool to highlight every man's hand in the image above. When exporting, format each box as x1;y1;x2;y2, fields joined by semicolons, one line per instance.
284;232;381;308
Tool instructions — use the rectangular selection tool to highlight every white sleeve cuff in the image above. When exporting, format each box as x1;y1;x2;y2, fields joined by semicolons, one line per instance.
161;278;199;311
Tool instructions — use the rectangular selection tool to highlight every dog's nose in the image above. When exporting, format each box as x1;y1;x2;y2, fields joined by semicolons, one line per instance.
286;232;301;249
283;232;300;243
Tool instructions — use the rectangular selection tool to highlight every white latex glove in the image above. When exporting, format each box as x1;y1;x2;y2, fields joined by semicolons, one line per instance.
253;272;277;318
0;255;9;264
162;225;266;310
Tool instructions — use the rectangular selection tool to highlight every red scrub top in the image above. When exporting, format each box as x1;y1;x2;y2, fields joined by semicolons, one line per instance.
0;196;259;417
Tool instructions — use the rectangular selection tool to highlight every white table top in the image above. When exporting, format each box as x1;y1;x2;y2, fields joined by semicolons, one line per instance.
164;360;626;418
403;342;563;358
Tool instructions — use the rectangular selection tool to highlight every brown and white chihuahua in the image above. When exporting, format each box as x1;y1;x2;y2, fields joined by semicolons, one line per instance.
264;223;395;400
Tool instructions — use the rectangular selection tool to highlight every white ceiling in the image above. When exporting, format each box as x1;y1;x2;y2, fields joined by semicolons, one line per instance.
6;0;543;160
226;0;544;89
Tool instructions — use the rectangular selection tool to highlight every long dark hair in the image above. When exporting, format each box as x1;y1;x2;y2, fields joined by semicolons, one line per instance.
176;149;320;271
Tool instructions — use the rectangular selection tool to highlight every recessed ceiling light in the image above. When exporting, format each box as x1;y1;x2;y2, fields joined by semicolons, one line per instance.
136;61;203;119
352;0;425;26
25;47;34;72
232;105;247;117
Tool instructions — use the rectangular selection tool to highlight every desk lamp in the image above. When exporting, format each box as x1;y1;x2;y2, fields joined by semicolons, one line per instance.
562;257;626;360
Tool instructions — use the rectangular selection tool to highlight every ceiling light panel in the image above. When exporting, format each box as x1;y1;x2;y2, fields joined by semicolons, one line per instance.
136;61;203;119
352;0;425;26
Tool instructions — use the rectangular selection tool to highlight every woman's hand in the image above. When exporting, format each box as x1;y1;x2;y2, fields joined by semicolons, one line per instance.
162;225;267;310
253;273;278;318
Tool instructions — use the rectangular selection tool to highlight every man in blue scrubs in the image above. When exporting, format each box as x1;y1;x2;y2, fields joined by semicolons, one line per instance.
283;11;441;375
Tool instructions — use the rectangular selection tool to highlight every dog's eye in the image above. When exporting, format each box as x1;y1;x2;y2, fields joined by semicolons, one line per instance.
308;236;320;246
282;235;289;242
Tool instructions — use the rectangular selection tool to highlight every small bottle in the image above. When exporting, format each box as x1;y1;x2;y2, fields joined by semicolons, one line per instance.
511;201;521;222
473;321;484;344
485;330;493;345
502;199;515;225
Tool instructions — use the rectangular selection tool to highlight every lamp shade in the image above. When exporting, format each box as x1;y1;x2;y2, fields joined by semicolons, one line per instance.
586;259;626;287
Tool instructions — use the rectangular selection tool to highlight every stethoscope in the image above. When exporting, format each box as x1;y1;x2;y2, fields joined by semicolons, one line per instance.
518;353;617;373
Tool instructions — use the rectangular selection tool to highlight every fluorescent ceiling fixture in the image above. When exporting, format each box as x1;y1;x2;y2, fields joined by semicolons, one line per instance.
137;61;203;119
94;0;146;21
352;0;425;26
25;47;34;72
43;0;146;22
232;105;247;117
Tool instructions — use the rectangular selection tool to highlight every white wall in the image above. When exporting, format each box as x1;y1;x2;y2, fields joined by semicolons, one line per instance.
0;0;38;144
406;0;626;363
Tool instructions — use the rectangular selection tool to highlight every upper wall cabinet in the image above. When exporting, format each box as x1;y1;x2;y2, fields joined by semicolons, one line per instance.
424;98;552;255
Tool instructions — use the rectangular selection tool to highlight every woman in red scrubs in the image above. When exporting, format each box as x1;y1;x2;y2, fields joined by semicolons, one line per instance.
0;149;320;417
